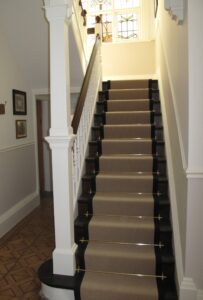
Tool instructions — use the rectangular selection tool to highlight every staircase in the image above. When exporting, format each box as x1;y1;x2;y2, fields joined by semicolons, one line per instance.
75;79;178;300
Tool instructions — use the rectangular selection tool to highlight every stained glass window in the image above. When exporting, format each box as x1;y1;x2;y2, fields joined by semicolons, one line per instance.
117;13;139;39
102;14;113;42
85;0;141;43
89;0;112;11
115;0;140;9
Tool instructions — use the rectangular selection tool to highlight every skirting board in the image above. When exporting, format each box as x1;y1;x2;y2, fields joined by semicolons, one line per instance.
41;283;75;300
179;277;203;300
0;192;40;238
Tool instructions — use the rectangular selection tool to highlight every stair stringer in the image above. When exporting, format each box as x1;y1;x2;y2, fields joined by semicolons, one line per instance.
157;74;184;290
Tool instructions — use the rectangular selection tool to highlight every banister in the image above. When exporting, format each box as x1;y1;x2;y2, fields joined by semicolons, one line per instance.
71;35;100;134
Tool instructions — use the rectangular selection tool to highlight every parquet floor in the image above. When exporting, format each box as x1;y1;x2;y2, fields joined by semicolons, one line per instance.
0;195;55;300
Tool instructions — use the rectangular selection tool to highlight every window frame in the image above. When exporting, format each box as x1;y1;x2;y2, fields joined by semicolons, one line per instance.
83;0;142;43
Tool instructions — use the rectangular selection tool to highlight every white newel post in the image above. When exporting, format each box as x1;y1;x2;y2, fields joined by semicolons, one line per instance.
44;0;77;276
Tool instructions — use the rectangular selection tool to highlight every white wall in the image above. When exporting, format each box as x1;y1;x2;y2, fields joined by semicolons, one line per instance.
102;41;156;79
0;27;39;237
0;0;49;90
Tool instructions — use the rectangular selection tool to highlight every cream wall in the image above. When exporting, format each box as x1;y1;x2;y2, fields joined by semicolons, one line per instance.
0;28;39;237
156;0;188;264
156;0;203;298
184;0;203;293
102;41;156;79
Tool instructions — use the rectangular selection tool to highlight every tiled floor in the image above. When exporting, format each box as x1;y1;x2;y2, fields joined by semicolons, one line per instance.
0;195;55;300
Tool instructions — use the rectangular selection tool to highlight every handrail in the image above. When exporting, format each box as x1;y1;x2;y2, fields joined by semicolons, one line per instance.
71;35;100;134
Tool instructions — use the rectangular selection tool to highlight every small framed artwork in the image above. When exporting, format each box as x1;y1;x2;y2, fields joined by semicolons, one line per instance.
16;120;27;139
13;89;27;115
154;0;158;17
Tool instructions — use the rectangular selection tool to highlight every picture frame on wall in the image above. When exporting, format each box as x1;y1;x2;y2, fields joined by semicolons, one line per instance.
154;0;158;17
13;89;27;115
16;120;27;139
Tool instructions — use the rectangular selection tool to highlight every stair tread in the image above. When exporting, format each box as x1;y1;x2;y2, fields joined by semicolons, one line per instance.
106;110;151;114
97;173;154;179
108;99;150;102
102;138;164;142
94;192;154;199
99;98;160;103
86;155;166;160
100;154;153;160
104;124;152;127
90;215;155;229
86;241;155;258
109;88;149;91
109;79;149;89
84;241;156;274
93;196;154;216
81;272;158;300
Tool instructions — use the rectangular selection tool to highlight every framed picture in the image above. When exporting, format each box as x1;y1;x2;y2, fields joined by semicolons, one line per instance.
16;120;27;139
154;0;158;17
13;89;27;115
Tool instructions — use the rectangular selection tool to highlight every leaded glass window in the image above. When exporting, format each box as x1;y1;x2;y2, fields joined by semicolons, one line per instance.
102;14;113;42
114;0;140;9
84;0;141;43
117;13;139;39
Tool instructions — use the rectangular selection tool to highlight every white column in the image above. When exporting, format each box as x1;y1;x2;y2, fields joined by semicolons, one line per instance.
44;0;77;276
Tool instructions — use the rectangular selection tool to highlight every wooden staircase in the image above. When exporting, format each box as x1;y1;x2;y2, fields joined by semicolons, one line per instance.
74;79;178;300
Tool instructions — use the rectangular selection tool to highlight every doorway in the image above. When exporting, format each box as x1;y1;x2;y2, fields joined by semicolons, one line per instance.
36;98;53;194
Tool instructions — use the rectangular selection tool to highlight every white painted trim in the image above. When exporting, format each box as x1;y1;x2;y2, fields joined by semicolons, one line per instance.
186;170;203;179
159;26;187;170
157;71;184;287
180;277;197;300
197;290;203;300
0;192;40;238
41;283;75;300
0;142;35;153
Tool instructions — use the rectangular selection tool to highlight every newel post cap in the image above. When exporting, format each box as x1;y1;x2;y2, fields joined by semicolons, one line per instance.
43;0;73;20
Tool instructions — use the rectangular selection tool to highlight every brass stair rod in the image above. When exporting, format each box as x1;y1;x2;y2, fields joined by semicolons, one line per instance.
79;238;164;248
84;212;163;220
76;267;167;280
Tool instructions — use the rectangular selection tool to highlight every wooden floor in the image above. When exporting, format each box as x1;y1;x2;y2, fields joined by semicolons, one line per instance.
0;195;54;299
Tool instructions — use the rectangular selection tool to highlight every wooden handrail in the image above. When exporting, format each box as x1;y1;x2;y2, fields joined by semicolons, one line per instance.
71;36;100;134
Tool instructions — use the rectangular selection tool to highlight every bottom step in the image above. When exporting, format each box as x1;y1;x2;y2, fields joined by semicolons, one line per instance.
81;271;158;300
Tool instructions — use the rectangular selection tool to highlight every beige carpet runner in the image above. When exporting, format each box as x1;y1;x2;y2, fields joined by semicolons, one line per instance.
81;80;159;300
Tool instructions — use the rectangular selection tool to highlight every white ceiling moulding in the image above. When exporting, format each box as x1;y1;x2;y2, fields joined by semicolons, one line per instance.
164;0;184;24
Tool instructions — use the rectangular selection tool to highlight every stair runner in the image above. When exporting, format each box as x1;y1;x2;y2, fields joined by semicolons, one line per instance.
75;79;178;300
